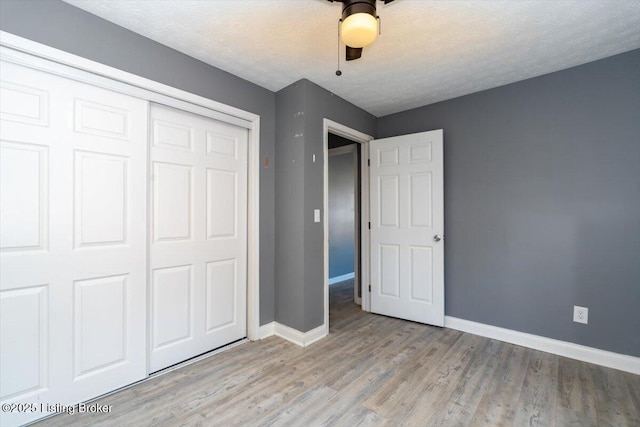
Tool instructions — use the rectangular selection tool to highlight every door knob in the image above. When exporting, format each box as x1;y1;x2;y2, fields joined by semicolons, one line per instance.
433;234;443;242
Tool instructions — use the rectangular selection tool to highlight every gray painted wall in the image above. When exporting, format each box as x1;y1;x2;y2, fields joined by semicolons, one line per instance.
0;0;277;325
303;80;376;331
274;81;306;330
275;79;375;332
329;151;356;279
377;50;640;357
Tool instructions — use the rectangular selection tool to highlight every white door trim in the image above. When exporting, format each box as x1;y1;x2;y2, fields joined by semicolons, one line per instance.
323;119;374;333
0;31;261;342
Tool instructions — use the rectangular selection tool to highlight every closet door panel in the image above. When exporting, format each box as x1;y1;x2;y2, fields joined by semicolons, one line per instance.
0;61;147;427
149;104;247;373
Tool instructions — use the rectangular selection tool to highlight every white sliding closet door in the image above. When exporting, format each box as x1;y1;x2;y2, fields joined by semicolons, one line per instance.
0;61;147;426
149;104;247;372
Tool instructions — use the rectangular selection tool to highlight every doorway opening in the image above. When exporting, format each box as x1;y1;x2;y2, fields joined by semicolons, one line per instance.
323;119;373;332
328;137;361;305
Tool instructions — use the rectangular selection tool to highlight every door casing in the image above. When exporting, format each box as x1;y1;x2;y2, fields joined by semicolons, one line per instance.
323;119;374;332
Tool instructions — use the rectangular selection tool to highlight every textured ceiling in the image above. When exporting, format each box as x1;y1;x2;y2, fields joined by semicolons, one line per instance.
63;0;640;117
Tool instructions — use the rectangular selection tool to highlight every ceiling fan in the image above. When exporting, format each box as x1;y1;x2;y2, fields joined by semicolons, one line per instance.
328;0;395;61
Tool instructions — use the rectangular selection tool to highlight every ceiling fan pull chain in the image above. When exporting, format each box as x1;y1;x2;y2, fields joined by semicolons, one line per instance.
336;19;342;76
378;16;381;35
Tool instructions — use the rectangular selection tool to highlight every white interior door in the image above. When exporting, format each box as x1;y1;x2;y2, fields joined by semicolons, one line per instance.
149;104;247;372
0;61;147;426
369;130;444;326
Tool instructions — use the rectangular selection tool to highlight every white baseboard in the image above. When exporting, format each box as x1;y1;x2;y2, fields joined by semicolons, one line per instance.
258;321;328;347
273;322;305;346
444;316;640;375
329;272;355;285
259;321;275;339
301;324;328;346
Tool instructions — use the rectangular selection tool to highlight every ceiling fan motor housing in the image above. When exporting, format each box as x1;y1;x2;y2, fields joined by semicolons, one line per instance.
341;0;377;21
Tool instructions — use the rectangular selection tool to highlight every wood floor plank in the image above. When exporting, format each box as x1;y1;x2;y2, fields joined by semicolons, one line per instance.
469;343;531;426
625;370;640;422
512;351;559;426
261;385;338;426
399;335;498;426
35;280;640;427
554;356;599;426
328;404;388;427
362;326;463;415
592;363;640;426
423;339;506;426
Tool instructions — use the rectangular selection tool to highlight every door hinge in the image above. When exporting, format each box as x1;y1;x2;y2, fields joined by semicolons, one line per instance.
368;158;370;166
368;222;371;229
369;284;371;292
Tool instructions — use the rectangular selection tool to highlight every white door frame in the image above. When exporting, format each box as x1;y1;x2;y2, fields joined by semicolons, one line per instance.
323;119;374;331
0;31;261;342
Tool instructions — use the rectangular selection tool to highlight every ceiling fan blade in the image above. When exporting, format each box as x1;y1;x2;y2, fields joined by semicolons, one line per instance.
346;46;363;61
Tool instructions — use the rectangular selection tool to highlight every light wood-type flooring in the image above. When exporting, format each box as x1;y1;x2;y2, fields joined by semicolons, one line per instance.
37;280;640;426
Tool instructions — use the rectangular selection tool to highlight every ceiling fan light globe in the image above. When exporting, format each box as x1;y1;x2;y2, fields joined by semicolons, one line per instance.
341;13;378;48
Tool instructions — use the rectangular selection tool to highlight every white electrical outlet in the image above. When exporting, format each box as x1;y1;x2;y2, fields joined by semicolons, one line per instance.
573;306;589;324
